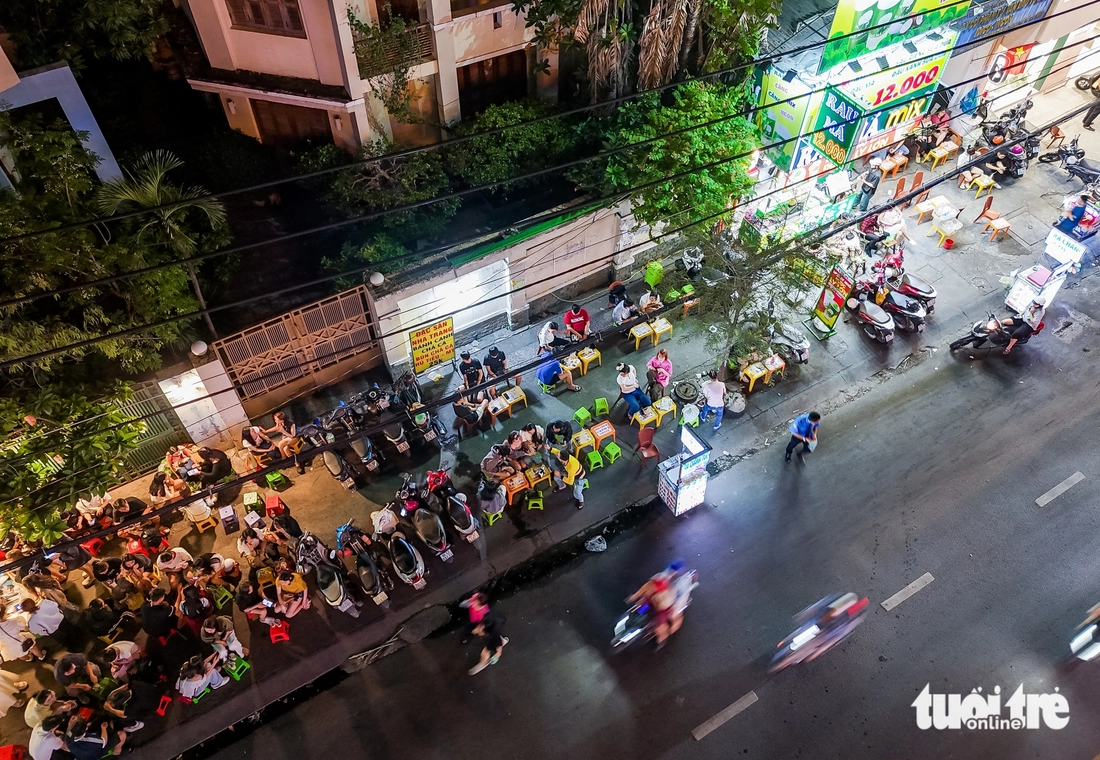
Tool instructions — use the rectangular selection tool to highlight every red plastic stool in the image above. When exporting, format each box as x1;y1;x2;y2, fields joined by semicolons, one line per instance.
264;495;286;518
156;695;173;716
269;620;290;643
0;745;26;760
81;538;105;556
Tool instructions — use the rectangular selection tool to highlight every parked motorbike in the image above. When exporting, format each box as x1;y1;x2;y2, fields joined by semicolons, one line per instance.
425;469;479;542
396;474;452;563
768;593;870;673
948;312;1045;352
383;420;411;457
848;297;895;343
335;519;393;607
1039;135;1084;165
408;402;447;448
986;145;1028;182
854;277;926;333
1075;73;1100;96
1064;152;1100;186
296;532;361;618
301;423;358;490
372;504;428;590
325;405;381;473
982;99;1032;146
885;272;937;314
769;322;811;364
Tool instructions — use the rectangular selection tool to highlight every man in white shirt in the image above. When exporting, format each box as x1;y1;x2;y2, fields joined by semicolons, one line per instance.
612;299;639;326
538;321;570;352
616;363;652;419
28;715;66;760
22;599;64;637
700;370;727;431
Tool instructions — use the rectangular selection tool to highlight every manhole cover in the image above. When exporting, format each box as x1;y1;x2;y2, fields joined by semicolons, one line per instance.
1006;212;1050;247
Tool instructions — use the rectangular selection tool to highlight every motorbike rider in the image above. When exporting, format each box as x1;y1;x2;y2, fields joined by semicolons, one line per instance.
627;576;676;649
1002;299;1046;354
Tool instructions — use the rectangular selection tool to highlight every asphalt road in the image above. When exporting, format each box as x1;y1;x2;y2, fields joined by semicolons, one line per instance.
204;276;1100;760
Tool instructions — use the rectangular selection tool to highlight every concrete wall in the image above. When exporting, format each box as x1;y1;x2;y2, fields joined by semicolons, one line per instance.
451;8;531;65
368;205;625;372
0;62;121;181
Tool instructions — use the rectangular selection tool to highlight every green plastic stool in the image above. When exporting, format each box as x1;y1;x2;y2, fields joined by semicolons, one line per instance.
593;397;610;418
665;288;681;302
680;283;695;296
243;492;261;510
265;471;291;490
184;686;212;705
573;407;593;427
644;260;664;289
211;584;234;609
91;676;119;701
526;492;544;511
680;404;700;428
538;381;558;394
224;655;251;681
602;441;622;464
483;511;502;526
586;450;604;471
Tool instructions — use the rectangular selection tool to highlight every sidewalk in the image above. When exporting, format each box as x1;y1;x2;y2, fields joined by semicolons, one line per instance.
4;134;1079;756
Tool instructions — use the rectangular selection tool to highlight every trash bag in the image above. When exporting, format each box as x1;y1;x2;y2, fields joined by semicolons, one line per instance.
584;536;607;553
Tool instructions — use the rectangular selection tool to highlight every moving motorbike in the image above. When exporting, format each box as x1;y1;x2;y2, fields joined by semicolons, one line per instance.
1070;602;1100;662
768;593;870;672
335;519;393;607
948;312;1045;352
611;568;698;650
372;504;428;590
1039;134;1085;165
1075;73;1100;96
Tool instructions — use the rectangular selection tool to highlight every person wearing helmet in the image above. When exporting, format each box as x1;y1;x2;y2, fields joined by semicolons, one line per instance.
1001;300;1046;354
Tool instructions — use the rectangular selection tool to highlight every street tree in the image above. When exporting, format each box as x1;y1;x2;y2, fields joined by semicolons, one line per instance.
0;383;146;546
0;113;203;373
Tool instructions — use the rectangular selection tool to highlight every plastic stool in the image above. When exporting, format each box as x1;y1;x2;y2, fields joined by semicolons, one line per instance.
192;515;218;534
81;538;105;556
265;471;291;490
680;404;700;427
482;511;503;526
211;584;234;609
224;655;251;681
0;747;26;760
538;381;558;394
602;441;622;464
593;397;610;418
269;620;290;643
586;450;604;471
265;495;286;517
526;492;544;511
573;407;592;427
180;686;211;705
243;491;262;511
156;695;173;716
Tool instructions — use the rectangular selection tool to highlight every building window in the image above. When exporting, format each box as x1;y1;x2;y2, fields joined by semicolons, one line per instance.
225;0;306;37
457;49;528;117
493;11;502;28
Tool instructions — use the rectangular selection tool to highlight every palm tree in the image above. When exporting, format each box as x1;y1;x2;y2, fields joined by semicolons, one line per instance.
96;150;227;338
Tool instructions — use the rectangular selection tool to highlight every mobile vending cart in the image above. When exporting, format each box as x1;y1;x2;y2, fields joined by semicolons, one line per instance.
657;426;711;516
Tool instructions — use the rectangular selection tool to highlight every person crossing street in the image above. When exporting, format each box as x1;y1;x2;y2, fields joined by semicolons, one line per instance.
785;411;821;463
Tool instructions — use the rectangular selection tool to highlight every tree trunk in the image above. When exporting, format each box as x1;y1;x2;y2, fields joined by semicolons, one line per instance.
675;0;702;80
186;261;219;340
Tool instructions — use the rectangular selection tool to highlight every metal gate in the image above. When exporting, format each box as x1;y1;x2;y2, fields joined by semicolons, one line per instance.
212;286;381;403
118;382;190;478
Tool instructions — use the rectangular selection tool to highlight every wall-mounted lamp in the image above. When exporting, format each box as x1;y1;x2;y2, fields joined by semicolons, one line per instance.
226;99;236;115
191;340;209;357
369;272;385;286
334;115;343;132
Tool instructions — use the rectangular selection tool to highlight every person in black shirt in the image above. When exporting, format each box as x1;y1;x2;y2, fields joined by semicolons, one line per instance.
197;447;232;487
82;598;126;638
545;419;573;447
235;579;274;624
139;588;175;639
458;351;493;400
483;346;518;387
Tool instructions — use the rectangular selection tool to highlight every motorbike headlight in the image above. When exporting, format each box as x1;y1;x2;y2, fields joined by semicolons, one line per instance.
986;320;998;331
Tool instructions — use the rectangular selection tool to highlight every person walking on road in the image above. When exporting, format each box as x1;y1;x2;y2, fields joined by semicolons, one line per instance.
785;411;821;463
468;615;509;675
1084;97;1100;131
700;370;727;431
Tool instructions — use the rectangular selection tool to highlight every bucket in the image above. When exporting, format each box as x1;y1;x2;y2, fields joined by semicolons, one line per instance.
943;238;955;250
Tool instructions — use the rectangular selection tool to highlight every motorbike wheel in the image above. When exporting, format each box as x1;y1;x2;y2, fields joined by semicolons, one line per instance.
1038;152;1060;164
862;324;878;341
948;338;967;351
1077;76;1094;91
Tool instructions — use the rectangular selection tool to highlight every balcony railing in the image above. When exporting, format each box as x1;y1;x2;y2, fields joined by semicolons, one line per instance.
354;22;435;79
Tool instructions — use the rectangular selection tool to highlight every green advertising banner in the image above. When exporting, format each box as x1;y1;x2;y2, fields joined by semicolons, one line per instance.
808;88;863;167
756;68;816;172
818;0;970;74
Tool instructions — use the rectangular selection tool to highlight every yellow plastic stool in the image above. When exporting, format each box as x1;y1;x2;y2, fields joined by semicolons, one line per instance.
653;396;677;427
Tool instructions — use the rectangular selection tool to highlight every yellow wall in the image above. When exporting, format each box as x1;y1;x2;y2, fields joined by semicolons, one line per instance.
0;47;19;92
452;9;531;65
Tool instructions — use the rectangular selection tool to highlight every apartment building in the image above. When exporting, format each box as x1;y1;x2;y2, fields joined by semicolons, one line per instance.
179;0;558;150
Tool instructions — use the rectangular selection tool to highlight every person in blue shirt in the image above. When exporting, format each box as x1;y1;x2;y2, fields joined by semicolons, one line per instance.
1055;196;1088;235
535;350;581;392
785;411;821;463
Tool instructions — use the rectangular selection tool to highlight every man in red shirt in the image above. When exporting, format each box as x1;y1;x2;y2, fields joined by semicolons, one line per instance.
563;304;590;341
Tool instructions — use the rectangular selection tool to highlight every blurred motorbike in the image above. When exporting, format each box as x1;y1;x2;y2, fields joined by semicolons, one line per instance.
768;592;869;673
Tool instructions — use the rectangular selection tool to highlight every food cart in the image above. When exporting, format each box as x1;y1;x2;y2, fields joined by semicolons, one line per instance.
657;426;711;516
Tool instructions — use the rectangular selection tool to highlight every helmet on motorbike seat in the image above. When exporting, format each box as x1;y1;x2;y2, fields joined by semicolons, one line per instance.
991;135;1004;145
454;493;468;503
1010;145;1023;156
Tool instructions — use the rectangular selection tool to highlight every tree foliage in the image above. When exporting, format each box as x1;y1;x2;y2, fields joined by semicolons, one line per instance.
0;0;168;74
445;101;582;189
0;114;218;374
0;383;145;545
348;6;420;125
577;81;757;230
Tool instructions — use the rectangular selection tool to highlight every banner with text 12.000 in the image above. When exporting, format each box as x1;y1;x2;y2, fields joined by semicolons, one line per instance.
409;318;455;374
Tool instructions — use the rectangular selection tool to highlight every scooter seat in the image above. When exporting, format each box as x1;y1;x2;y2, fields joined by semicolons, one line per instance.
899;272;934;297
391;536;417;574
1081;158;1100;172
886;291;921;314
860;301;892;326
315;563;343;605
447;498;472;530
413;509;444;544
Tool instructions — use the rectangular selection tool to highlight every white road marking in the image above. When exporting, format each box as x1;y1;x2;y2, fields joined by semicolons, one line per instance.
692;691;758;741
1035;471;1085;507
881;572;935;612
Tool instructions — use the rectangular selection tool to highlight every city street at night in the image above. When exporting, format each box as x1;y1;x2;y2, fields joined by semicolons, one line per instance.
202;273;1100;760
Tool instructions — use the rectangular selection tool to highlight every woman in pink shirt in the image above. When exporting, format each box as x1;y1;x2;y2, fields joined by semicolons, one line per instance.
645;349;673;399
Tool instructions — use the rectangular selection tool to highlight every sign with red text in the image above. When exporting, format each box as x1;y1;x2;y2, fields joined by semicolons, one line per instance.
848;96;933;160
812;266;855;332
841;50;951;110
409;318;455;373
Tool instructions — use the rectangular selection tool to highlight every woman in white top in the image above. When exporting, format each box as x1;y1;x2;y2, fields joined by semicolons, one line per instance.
176;654;227;699
0;607;43;662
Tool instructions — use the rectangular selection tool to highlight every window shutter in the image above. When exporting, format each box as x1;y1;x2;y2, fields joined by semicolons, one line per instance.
225;0;249;24
283;0;304;32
